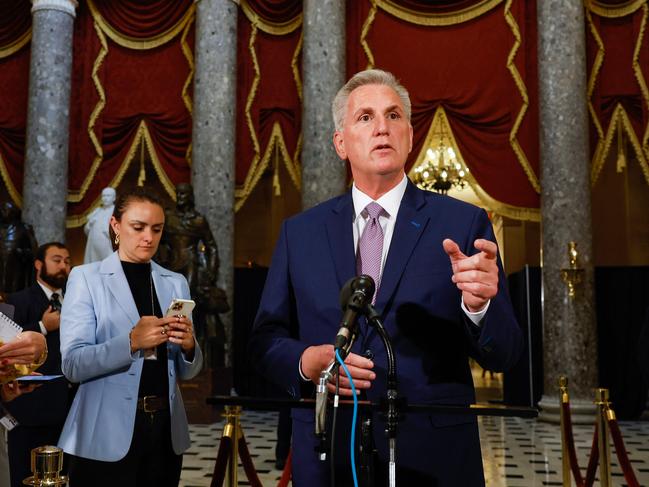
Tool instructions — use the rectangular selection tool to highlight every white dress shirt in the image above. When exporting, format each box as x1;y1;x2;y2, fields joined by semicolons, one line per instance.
352;174;489;324
37;280;63;336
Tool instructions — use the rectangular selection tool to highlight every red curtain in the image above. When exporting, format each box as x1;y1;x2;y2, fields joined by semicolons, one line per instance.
346;0;540;212
235;0;302;207
0;0;31;205
67;0;194;223
586;4;649;175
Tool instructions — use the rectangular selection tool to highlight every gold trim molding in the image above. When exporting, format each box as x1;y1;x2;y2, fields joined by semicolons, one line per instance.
376;0;503;26
87;0;195;50
240;0;302;35
0;28;31;59
0;152;22;207
587;0;646;18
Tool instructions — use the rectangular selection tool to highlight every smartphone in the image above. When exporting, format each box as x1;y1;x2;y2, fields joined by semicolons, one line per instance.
16;375;64;384
165;298;195;318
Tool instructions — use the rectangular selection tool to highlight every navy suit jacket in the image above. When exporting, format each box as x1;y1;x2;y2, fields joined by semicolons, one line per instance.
250;181;523;486
5;283;70;426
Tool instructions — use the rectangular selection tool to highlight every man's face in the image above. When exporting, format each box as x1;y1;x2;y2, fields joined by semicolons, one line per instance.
176;185;193;209
333;84;413;184
37;246;71;290
101;189;116;207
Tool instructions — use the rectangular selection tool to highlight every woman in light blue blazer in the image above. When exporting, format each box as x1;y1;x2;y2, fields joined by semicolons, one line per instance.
59;188;202;486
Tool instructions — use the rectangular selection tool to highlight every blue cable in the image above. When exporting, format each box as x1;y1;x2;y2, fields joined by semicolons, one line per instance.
335;349;359;487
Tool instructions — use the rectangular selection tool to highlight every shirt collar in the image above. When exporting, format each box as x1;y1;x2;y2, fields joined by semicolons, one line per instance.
37;280;62;300
352;173;408;220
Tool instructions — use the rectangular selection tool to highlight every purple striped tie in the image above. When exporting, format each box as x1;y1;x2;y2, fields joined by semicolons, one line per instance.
356;202;385;303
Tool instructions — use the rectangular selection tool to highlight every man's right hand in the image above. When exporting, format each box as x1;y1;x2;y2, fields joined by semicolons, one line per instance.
300;344;376;396
41;306;60;332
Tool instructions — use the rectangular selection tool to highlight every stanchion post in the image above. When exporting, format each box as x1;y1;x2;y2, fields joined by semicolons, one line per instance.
559;376;571;487
595;388;612;487
223;405;241;487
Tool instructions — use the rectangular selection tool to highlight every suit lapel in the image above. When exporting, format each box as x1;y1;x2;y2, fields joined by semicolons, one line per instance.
325;192;357;291
151;262;176;313
101;252;141;326
375;182;429;311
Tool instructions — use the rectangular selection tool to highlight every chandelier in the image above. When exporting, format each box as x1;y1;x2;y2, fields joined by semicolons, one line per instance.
413;128;468;195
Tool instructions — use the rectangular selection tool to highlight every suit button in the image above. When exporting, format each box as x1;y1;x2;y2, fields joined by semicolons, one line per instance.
364;350;374;360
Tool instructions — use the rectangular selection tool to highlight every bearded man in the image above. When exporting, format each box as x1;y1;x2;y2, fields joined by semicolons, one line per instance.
4;242;72;487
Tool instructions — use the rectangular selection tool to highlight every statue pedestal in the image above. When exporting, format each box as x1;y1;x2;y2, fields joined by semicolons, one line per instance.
180;366;232;424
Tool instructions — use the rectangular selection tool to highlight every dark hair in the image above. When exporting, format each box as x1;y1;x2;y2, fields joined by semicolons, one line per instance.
109;187;165;251
35;242;67;263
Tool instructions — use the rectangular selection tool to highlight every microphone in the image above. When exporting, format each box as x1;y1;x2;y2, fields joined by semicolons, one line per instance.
334;275;375;351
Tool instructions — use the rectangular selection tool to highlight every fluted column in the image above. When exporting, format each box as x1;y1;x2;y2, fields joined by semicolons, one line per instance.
22;0;77;244
301;0;346;209
537;0;598;423
191;0;236;367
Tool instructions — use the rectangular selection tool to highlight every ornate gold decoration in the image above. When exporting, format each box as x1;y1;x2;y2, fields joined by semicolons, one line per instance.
408;107;540;221
0;28;31;59
180;13;195;167
359;1;539;193
376;0;503;26
87;0;195;50
588;0;646;18
0;153;22;207
361;1;378;69
560;241;584;299
234;19;303;211
240;0;302;35
67;21;108;204
235;122;301;212
586;2;649;187
504;0;540;193
66;120;176;228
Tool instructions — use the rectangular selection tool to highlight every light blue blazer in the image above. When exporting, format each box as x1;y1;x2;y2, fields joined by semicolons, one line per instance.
58;251;203;462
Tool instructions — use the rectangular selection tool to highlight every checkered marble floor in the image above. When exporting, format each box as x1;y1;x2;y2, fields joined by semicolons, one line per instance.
180;411;649;486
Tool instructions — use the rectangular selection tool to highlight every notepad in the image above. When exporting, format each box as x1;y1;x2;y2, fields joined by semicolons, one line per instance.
0;311;23;345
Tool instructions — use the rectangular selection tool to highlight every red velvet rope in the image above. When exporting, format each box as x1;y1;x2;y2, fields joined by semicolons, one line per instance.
210;435;231;487
583;425;599;487
277;450;292;487
561;401;585;486
608;417;641;487
238;433;263;487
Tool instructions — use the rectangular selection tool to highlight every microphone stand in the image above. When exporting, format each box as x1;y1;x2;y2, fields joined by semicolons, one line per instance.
365;304;398;487
315;334;356;461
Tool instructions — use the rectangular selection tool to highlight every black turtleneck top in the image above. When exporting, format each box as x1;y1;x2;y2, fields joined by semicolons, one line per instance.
121;261;168;399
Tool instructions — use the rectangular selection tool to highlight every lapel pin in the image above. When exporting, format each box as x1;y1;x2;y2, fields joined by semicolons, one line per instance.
410;220;421;228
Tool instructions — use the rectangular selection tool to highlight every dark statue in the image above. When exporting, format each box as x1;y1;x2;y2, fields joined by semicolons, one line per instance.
0;202;37;294
158;183;229;365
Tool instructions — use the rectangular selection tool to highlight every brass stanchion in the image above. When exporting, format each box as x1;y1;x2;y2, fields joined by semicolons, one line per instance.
210;405;262;487
223;405;241;487
595;388;612;487
559;376;571;487
22;445;67;486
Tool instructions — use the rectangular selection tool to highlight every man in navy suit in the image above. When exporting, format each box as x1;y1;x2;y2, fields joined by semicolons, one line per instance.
250;69;523;486
4;242;71;487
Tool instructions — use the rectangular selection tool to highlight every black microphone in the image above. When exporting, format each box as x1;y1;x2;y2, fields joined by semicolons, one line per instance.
334;275;375;351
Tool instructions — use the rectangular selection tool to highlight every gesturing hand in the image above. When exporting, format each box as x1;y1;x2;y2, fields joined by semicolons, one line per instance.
443;238;499;312
300;344;375;396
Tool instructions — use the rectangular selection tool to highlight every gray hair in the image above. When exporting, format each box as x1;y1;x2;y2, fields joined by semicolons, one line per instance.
331;69;412;132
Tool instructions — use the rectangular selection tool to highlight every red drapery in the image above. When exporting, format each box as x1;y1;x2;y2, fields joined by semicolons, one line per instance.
0;0;31;206
66;0;194;226
235;0;302;211
586;0;649;186
346;0;540;219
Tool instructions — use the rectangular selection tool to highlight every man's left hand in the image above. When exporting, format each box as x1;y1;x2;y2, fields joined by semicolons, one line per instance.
443;238;499;312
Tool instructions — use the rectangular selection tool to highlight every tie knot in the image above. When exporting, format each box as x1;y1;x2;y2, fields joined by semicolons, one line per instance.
51;293;59;301
364;202;384;220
